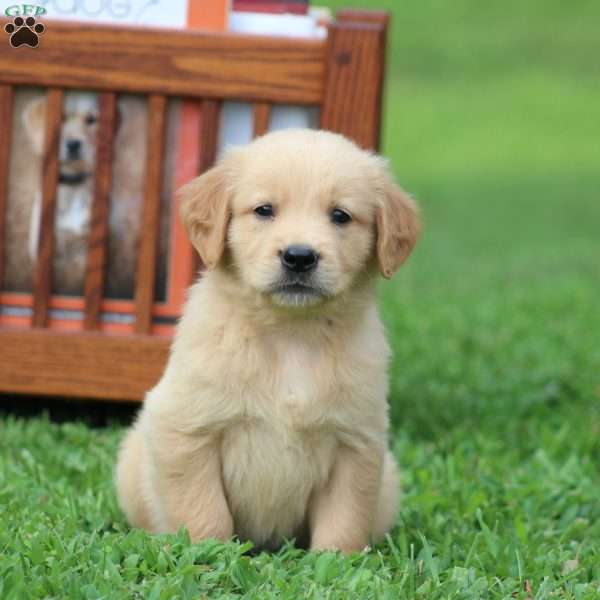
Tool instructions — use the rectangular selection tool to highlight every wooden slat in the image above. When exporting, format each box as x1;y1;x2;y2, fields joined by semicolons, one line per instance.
320;22;387;151
0;84;13;289
134;95;166;334
32;88;63;327
188;99;221;278
83;92;117;330
335;10;389;152
335;9;390;27
0;329;168;401
252;102;271;138
0;20;325;105
198;100;221;174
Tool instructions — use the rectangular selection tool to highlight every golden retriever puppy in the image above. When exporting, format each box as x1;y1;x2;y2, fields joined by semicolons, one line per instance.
115;129;420;553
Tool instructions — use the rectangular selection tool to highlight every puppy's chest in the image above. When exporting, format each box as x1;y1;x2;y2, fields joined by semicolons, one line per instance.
233;339;337;431
276;348;323;423
56;187;91;236
219;342;338;514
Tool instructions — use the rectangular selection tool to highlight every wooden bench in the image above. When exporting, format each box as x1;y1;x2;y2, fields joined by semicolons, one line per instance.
0;9;389;402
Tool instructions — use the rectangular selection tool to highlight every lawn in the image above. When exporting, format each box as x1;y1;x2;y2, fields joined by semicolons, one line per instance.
2;1;600;598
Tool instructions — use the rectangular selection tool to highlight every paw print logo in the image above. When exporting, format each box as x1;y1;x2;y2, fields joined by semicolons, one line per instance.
4;16;46;48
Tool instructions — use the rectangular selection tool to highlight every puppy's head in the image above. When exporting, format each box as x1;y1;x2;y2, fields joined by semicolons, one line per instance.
59;93;99;185
180;129;420;308
22;92;101;186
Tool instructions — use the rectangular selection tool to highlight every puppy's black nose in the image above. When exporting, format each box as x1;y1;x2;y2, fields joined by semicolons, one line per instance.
281;245;319;273
66;139;81;158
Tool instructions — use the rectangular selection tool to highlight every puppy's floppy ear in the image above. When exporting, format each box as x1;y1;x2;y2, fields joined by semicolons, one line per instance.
22;96;47;155
178;164;231;270
375;169;421;279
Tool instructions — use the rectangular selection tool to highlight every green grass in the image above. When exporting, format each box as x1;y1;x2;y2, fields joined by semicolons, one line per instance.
2;1;600;597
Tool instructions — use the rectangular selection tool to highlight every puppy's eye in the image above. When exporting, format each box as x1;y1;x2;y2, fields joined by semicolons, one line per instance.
85;114;98;126
254;204;274;219
331;208;352;225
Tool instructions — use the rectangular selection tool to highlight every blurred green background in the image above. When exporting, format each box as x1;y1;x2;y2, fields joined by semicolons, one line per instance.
323;0;600;434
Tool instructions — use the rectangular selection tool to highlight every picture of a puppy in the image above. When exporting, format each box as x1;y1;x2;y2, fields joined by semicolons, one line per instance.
16;91;169;299
3;89;173;303
115;129;420;552
25;91;98;296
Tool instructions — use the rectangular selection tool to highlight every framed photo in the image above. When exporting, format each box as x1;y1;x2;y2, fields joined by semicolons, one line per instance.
0;1;229;335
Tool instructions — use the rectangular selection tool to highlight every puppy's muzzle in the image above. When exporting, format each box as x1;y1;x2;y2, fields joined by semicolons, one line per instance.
280;245;319;274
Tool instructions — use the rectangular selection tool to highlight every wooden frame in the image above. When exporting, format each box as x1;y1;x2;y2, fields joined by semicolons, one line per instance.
0;10;389;402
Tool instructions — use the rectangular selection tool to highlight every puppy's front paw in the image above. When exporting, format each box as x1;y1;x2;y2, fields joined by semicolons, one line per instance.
186;509;234;543
310;534;369;555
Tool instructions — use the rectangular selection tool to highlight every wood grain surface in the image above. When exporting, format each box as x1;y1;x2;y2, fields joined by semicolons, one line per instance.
334;9;389;151
0;20;325;105
134;94;166;334
83;92;117;330
252;102;272;138
32;88;63;327
0;329;168;401
0;84;13;289
188;99;221;277
335;9;390;27
320;22;387;151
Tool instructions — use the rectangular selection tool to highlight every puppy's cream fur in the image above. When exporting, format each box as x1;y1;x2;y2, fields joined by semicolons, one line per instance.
115;129;420;552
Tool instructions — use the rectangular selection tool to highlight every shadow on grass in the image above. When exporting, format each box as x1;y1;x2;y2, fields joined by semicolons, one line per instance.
0;393;139;427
